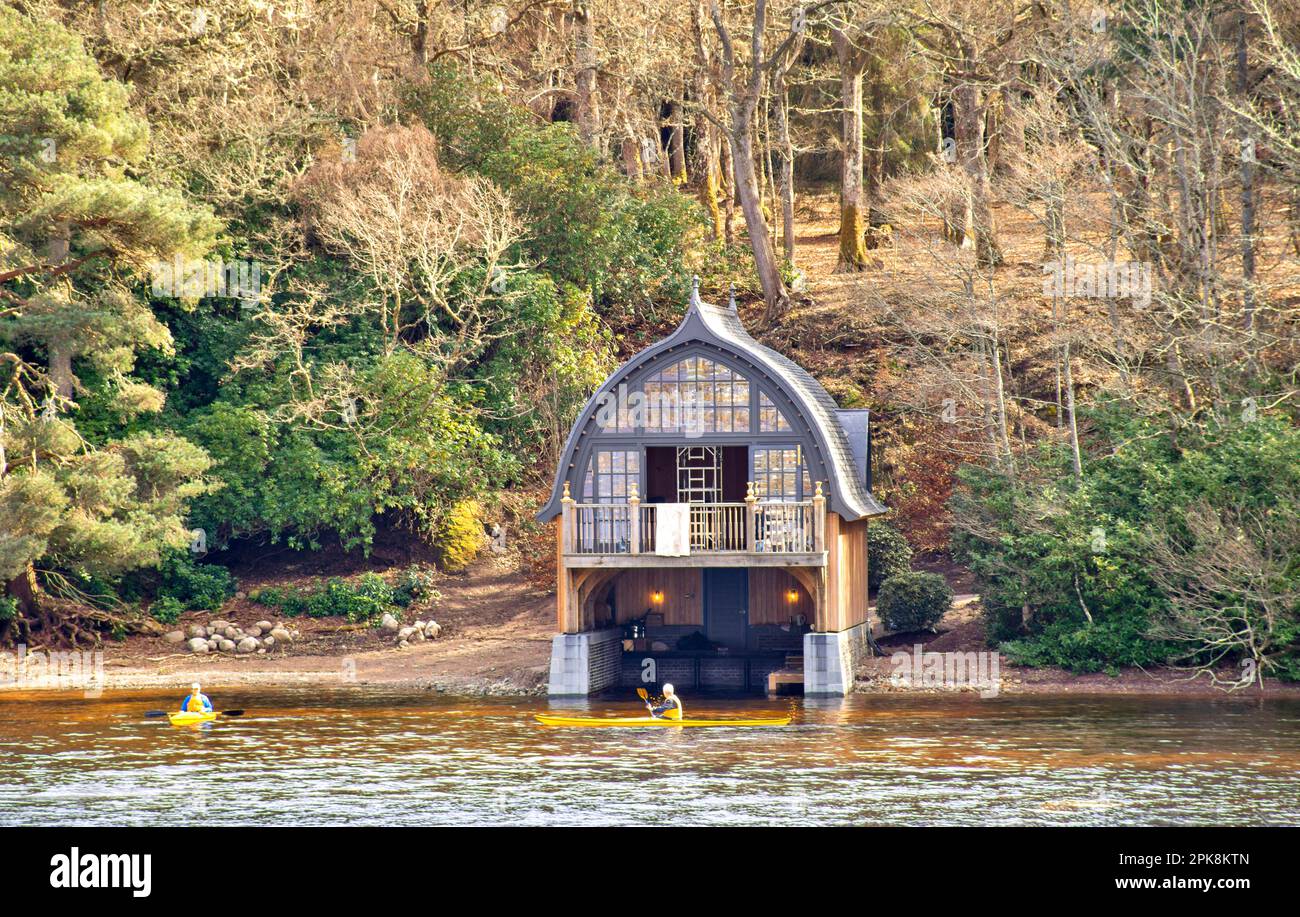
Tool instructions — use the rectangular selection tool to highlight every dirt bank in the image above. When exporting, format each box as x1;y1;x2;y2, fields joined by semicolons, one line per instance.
1;552;556;696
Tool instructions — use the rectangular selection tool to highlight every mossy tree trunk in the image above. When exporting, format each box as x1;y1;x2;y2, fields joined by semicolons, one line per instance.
698;124;725;241
773;64;797;265
667;100;688;184
832;28;869;272
730;123;789;320
573;1;601;150
952;76;1002;268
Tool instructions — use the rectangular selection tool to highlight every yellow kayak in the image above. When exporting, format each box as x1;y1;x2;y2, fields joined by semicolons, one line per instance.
535;713;791;728
168;711;218;726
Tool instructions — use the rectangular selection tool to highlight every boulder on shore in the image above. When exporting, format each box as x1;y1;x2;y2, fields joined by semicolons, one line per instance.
186;638;209;654
163;630;186;644
236;637;259;654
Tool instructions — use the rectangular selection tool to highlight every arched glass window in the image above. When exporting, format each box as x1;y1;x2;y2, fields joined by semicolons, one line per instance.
582;449;641;503
758;392;792;432
643;357;751;433
752;446;812;501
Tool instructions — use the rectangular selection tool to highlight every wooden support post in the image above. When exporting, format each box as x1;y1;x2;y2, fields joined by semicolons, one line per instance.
813;480;826;553
555;523;570;632
561;480;574;554
628;480;641;555
744;480;757;552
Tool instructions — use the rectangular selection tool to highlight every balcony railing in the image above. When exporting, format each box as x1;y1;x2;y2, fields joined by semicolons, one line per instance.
560;481;825;558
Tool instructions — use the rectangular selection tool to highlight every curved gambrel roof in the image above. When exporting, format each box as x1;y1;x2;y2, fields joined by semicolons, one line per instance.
537;284;887;522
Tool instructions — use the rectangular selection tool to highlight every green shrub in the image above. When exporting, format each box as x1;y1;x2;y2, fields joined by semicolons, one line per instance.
434;501;484;573
150;595;184;625
0;596;17;622
158;550;236;612
1001;615;1168;674
982;601;1026;646
868;522;913;591
952;403;1300;675
255;576;394;623
249;587;282;606
393;565;438;607
877;571;953;633
252;571;435;623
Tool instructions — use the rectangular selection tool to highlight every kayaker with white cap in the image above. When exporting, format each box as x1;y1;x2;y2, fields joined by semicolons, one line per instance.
179;682;213;714
647;684;684;721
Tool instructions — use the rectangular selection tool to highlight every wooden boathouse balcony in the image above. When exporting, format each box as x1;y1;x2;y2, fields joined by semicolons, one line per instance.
558;480;827;568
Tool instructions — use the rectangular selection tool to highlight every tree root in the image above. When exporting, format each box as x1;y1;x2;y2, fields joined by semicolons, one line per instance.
3;595;148;649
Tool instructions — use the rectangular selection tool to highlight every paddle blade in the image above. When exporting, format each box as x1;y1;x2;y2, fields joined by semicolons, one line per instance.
636;688;648;700
143;710;168;718
220;710;244;717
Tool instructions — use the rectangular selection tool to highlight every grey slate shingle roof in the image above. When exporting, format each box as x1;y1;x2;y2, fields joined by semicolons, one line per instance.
691;294;886;520
536;284;887;522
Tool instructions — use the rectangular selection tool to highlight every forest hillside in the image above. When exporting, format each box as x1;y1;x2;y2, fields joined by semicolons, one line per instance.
2;0;1298;687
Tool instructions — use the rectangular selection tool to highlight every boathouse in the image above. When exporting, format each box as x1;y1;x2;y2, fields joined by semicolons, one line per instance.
537;281;886;696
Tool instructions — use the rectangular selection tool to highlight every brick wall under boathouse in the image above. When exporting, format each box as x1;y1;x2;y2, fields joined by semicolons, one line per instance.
619;652;789;691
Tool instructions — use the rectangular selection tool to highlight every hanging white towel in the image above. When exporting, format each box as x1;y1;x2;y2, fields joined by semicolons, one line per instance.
656;503;691;557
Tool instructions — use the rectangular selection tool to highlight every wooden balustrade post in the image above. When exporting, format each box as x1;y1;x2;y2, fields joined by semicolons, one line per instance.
561;480;574;554
813;480;826;552
628;480;641;554
745;481;758;552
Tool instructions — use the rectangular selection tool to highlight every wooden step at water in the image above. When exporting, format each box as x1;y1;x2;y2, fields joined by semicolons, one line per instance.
767;668;804;694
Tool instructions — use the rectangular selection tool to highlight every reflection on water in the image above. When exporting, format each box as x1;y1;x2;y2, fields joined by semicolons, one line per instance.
1;689;1297;826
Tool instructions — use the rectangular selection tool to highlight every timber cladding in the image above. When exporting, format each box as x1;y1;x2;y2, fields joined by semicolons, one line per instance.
748;568;813;625
838;519;869;629
609;567;815;628
821;514;869;632
612;568;703;625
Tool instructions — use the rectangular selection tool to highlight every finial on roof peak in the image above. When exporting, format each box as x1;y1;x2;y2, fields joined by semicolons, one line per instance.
689;274;701;309
728;283;737;312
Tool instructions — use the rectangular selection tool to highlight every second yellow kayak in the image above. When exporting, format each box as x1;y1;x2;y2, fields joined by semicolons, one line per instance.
168;711;218;726
535;713;790;728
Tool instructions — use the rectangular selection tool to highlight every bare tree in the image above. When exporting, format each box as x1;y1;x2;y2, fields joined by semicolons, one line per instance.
829;8;873;270
293;125;521;368
771;14;805;265
573;1;602;149
1147;501;1300;691
701;0;810;320
899;0;1045;268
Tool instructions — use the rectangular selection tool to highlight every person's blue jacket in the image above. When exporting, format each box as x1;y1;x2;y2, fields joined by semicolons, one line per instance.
180;693;213;713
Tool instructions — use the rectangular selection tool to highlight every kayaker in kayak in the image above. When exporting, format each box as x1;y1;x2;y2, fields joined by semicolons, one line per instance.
647;683;683;721
180;682;213;714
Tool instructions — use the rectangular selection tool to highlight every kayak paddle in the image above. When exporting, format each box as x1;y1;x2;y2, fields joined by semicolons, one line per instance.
636;687;663;717
144;709;244;718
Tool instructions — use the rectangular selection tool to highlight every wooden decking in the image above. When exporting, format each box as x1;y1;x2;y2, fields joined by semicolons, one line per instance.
563;551;826;568
559;480;828;569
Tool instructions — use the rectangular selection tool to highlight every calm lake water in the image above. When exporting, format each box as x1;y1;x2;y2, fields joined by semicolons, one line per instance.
1;689;1297;826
